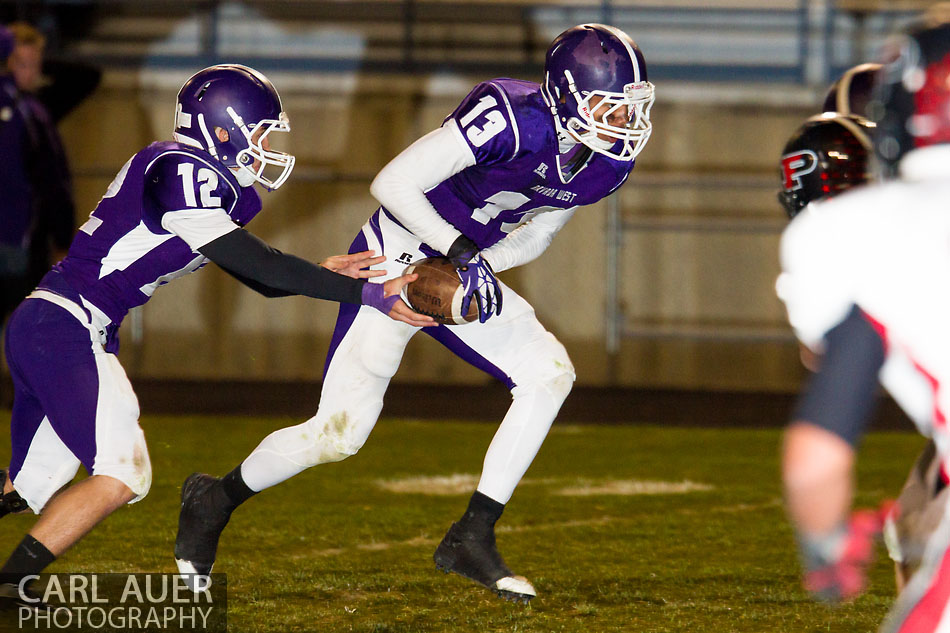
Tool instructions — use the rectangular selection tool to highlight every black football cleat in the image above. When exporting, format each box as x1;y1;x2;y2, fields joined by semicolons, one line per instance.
0;469;29;519
0;581;69;616
433;521;536;603
175;473;231;592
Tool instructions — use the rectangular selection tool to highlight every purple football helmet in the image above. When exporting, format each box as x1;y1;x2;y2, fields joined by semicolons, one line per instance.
174;64;295;190
542;23;654;161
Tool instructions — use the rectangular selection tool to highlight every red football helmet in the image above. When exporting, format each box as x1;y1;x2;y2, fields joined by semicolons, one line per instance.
870;20;950;177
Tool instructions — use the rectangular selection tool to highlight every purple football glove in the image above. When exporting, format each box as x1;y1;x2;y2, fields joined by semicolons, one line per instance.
361;281;400;316
447;235;502;323
456;254;502;323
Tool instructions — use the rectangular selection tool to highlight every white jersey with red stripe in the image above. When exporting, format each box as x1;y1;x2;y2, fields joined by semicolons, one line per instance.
778;145;950;440
777;144;950;633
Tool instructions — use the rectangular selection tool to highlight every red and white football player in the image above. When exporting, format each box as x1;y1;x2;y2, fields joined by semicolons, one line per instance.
778;17;950;631
791;60;950;597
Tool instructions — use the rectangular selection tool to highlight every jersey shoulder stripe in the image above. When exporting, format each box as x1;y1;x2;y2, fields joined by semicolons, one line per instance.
487;81;520;161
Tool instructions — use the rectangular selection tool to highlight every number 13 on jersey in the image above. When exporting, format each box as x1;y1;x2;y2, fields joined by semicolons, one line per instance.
459;95;507;147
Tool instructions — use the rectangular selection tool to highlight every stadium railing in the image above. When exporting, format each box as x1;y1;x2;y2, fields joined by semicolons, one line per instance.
11;0;932;384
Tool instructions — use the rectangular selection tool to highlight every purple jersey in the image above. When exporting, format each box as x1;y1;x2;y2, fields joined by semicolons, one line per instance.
43;141;261;328
394;78;634;251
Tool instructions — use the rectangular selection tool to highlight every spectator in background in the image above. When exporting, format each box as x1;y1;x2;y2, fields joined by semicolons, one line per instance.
0;24;31;324
0;22;100;324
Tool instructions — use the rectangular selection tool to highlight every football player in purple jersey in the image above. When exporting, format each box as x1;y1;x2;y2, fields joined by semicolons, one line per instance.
0;64;433;609
175;24;654;603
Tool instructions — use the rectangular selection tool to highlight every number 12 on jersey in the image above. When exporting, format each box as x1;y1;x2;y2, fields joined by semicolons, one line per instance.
178;163;222;208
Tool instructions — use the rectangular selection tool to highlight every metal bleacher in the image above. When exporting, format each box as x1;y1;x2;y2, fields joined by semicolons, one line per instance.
9;0;927;85
3;0;936;382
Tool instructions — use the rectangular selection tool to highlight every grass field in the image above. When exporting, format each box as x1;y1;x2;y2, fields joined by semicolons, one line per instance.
0;413;928;632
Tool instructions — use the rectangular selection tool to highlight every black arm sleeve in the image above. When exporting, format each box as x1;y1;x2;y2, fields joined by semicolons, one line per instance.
792;304;887;447
198;228;365;304
219;267;294;298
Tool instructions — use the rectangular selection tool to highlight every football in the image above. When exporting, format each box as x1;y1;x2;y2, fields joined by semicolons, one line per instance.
402;257;478;325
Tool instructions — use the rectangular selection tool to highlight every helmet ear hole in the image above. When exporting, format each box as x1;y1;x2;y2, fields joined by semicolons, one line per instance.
214;127;229;143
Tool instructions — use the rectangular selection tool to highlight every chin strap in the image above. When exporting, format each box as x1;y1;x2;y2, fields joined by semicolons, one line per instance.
567;119;618;152
231;166;257;188
551;116;577;153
